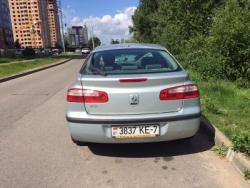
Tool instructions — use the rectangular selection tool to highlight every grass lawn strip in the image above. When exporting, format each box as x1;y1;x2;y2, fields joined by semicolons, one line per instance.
0;57;67;78
188;70;250;155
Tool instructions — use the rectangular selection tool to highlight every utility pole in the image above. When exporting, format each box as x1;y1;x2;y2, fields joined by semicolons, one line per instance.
58;0;65;54
91;22;95;50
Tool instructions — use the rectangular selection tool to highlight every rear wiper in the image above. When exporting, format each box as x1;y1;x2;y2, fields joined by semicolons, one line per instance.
89;64;107;76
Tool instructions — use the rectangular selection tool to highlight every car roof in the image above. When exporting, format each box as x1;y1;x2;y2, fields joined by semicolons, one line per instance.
92;43;166;53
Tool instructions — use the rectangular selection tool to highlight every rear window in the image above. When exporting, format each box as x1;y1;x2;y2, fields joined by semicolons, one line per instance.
84;49;182;75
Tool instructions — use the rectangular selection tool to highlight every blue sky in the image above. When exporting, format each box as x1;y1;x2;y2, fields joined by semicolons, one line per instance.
61;0;139;44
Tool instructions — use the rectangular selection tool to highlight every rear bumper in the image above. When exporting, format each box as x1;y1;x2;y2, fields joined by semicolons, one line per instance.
66;113;200;124
66;113;201;143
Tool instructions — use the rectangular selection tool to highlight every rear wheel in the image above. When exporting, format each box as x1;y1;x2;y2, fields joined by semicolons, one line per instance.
71;136;88;146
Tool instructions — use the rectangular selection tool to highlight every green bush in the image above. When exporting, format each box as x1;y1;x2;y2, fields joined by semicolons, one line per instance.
232;131;250;156
131;0;250;88
22;47;35;56
244;168;250;180
175;1;250;88
206;0;250;87
177;35;226;82
235;77;250;88
4;49;16;58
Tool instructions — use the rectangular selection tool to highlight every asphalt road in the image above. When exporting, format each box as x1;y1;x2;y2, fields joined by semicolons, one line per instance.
0;55;249;188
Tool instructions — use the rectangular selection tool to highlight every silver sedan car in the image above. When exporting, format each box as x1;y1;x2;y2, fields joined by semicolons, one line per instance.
66;43;201;145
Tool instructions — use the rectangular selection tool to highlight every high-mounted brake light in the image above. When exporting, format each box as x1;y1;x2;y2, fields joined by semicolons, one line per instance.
160;84;199;100
67;89;108;103
119;78;147;83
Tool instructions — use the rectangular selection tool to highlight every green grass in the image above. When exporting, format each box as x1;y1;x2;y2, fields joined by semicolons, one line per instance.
188;70;250;140
0;56;28;64
0;56;68;78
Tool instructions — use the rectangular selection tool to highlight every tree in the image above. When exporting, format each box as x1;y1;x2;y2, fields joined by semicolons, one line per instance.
129;0;159;43
110;39;119;44
130;0;222;54
176;0;250;87
22;47;35;56
15;39;21;49
87;36;101;49
124;38;137;43
54;42;62;49
64;39;69;49
206;0;250;84
78;42;84;48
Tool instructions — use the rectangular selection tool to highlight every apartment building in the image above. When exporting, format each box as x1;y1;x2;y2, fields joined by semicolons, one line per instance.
67;25;88;48
47;0;61;48
8;0;61;49
0;0;14;49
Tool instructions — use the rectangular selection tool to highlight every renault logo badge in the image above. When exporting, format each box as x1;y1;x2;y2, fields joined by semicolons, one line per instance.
130;94;139;105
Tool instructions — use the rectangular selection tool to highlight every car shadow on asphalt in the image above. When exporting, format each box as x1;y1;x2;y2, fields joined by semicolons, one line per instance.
87;118;216;158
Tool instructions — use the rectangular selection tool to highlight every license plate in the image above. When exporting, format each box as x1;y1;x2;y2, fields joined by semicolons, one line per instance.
111;125;159;139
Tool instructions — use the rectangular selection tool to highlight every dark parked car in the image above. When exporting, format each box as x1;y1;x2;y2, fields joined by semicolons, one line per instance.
52;49;59;54
42;48;52;54
15;49;23;55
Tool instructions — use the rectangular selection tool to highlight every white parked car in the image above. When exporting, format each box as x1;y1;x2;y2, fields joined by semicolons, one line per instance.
75;48;81;53
81;47;91;54
0;49;5;55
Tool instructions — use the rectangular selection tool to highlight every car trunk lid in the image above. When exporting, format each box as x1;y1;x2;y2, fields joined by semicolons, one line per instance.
81;72;186;115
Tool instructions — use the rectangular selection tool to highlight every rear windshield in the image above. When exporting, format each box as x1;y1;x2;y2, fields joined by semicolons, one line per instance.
84;48;182;75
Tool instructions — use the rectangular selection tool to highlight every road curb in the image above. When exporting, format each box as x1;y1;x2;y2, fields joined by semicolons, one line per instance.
0;58;72;83
201;116;250;182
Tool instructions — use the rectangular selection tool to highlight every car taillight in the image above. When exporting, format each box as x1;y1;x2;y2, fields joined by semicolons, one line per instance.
67;89;108;103
160;84;199;100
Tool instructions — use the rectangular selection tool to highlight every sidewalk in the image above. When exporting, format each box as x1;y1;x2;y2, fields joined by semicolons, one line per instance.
201;116;250;183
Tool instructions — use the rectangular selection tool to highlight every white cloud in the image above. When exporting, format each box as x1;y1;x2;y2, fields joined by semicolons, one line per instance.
71;17;81;25
69;7;137;44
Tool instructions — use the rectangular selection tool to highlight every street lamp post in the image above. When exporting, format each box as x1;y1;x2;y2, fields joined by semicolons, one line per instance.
83;20;95;49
